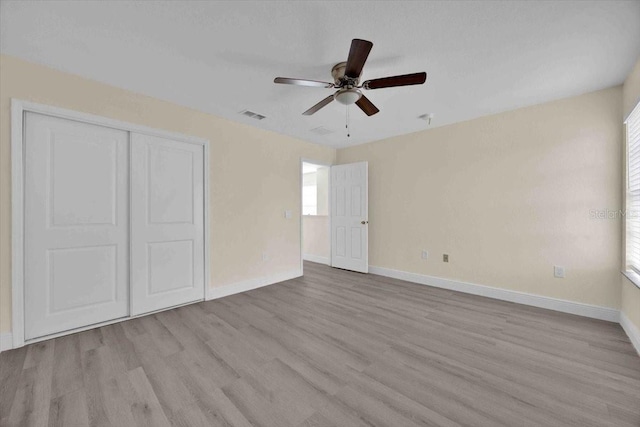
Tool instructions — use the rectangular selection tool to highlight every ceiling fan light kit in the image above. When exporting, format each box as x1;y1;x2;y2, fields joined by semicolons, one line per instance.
334;88;362;105
273;38;427;120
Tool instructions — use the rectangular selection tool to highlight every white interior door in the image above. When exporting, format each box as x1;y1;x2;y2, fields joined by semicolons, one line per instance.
24;113;129;340
331;162;368;273
130;133;205;315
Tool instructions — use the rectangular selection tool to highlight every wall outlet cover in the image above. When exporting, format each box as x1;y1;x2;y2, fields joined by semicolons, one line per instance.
554;266;565;278
421;250;428;260
443;254;449;263
285;210;292;219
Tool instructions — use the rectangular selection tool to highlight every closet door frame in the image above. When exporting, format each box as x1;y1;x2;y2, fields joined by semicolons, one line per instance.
10;99;211;350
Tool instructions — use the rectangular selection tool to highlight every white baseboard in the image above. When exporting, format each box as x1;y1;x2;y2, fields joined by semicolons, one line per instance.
369;265;620;323
1;332;13;352
303;254;330;265
206;269;302;301
620;312;640;356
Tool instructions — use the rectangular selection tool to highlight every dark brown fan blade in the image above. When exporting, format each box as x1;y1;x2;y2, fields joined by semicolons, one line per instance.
344;39;373;78
363;72;427;90
355;95;379;116
274;77;334;88
303;95;334;115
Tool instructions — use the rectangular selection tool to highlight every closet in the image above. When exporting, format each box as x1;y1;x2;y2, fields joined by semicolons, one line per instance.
21;110;206;341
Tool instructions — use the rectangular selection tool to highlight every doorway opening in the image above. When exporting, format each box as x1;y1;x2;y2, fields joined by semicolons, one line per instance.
301;161;331;270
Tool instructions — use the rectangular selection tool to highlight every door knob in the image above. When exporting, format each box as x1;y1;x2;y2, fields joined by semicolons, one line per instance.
361;220;368;225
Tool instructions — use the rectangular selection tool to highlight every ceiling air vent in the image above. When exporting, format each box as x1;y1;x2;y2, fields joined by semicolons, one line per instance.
239;110;266;120
310;126;334;136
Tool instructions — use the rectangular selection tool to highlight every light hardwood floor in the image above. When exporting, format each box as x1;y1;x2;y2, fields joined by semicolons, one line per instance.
1;261;639;426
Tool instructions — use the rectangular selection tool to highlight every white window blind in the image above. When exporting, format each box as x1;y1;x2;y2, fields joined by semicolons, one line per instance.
627;102;640;272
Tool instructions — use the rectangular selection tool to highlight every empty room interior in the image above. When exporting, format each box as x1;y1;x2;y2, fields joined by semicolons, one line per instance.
1;1;640;426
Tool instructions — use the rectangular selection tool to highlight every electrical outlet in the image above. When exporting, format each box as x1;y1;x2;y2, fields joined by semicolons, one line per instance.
421;250;428;260
554;266;565;278
262;252;269;262
443;254;449;263
284;210;292;219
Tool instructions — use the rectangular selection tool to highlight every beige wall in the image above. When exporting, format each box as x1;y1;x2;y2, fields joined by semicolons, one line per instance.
303;216;330;261
622;57;640;331
339;87;623;309
0;55;336;333
624;58;640;119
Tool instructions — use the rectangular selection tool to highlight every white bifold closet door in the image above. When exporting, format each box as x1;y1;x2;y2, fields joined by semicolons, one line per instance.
24;113;129;340
130;133;205;316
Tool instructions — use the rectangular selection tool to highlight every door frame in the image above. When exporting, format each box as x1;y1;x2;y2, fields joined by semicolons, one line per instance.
11;99;211;349
299;158;332;274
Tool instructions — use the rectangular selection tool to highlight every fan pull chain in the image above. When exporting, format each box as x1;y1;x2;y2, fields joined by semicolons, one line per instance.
346;105;350;138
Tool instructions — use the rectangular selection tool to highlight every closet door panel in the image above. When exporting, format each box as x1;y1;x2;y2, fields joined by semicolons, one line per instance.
130;133;205;315
24;113;129;340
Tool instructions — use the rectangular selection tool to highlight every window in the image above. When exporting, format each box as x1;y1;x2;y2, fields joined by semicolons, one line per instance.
303;185;317;215
302;162;329;216
626;102;640;274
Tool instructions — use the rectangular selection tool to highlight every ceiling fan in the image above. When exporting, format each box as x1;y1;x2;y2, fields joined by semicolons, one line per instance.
274;38;427;116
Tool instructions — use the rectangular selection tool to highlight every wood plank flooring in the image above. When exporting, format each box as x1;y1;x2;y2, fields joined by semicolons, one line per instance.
1;261;639;426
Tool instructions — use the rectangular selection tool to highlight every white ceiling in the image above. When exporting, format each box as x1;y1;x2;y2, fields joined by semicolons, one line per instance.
2;1;639;148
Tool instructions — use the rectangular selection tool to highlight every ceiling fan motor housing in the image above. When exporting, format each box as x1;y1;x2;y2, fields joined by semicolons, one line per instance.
331;62;347;83
332;61;362;105
331;62;359;87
